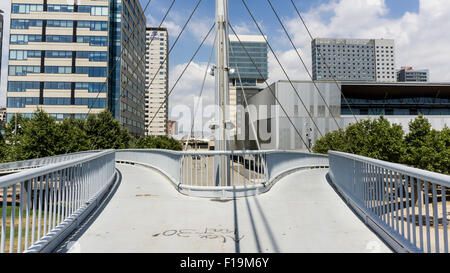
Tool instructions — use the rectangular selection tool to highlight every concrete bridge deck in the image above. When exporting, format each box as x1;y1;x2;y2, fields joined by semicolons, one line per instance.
55;164;391;253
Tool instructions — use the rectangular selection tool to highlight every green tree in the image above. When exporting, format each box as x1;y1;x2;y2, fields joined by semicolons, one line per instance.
313;116;405;163
439;126;450;175
312;128;348;154
362;116;405;163
14;109;59;160
55;117;90;154
85;111;132;150
133;135;182;151
402;116;448;174
0;128;6;163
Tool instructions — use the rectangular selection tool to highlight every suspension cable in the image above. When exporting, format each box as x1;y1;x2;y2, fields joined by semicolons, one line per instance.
147;23;215;131
266;0;344;133
229;41;262;151
289;0;359;123
184;31;217;152
229;23;311;152
86;0;174;117
241;0;324;140
143;0;203;127
85;0;162;116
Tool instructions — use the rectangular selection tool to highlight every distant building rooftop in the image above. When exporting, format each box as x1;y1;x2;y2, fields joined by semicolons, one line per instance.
229;34;266;43
275;80;450;99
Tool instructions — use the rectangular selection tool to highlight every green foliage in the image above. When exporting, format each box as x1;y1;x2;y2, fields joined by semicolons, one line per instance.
85;111;131;150
55;117;90;154
313;115;449;175
16;109;60;160
312;129;348;154
133;135;182;151
401;116;449;175
0;110;182;163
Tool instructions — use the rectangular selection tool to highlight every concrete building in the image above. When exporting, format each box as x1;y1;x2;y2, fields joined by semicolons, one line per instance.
7;0;147;136
245;80;450;151
312;38;396;83
397;66;429;82
145;27;168;136
228;35;267;146
167;120;178;136
230;85;263;149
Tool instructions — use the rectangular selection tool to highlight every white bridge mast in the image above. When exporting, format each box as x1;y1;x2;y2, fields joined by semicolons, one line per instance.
214;0;231;186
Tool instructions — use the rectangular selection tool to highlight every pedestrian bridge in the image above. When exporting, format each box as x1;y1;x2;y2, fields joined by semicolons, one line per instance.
0;149;448;253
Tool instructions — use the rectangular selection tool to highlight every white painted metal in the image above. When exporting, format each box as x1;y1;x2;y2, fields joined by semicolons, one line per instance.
115;149;329;198
0;150;116;253
214;0;231;186
329;150;450;253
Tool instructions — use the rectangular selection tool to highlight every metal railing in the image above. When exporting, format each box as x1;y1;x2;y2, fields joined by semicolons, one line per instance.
0;150;116;253
116;149;329;197
0;151;102;174
329;151;450;253
181;151;268;187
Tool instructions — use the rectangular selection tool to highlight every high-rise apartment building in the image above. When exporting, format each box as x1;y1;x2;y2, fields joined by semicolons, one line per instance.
6;0;147;136
397;66;429;82
312;38;396;83
167;120;178;136
145;27;168;136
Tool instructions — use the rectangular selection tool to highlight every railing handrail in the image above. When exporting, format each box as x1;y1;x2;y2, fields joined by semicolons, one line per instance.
0;150;103;172
329;150;449;253
329;150;450;188
0;150;115;189
115;149;330;198
118;148;327;157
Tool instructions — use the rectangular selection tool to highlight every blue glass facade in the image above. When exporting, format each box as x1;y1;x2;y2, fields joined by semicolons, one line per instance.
7;0;146;136
229;39;268;86
7;0;109;124
341;97;450;115
108;0;121;120
341;84;450;116
108;0;147;136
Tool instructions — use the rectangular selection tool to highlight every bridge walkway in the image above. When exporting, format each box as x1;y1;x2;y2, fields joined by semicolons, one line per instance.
55;164;391;253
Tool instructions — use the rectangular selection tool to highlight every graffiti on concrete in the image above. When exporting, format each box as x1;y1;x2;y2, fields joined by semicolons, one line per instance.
152;228;245;243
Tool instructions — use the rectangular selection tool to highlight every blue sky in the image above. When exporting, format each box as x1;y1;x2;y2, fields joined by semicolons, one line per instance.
4;0;450;119
138;0;436;121
141;0;419;68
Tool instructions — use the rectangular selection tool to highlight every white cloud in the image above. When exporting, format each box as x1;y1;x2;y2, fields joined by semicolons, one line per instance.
168;61;215;133
161;20;182;38
188;19;215;45
273;0;450;83
232;22;257;35
146;10;182;39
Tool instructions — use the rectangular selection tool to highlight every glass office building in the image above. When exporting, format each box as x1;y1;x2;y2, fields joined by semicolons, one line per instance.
108;0;146;136
6;0;146;136
340;82;450;116
229;35;268;87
